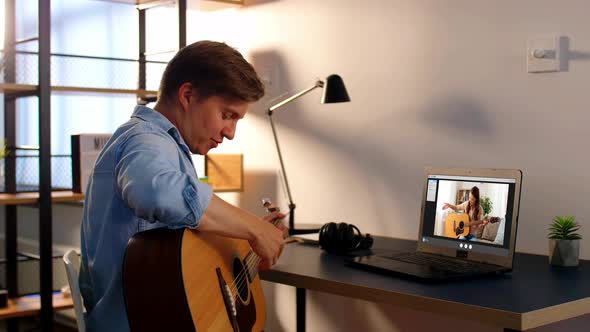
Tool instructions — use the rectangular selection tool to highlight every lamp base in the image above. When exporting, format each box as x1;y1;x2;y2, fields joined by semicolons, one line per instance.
289;223;322;236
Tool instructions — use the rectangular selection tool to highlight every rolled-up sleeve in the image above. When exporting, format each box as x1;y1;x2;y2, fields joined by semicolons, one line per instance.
114;130;212;228
181;179;213;228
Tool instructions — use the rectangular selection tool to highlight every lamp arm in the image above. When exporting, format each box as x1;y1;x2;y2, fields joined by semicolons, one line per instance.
266;80;324;232
267;112;295;207
268;80;323;113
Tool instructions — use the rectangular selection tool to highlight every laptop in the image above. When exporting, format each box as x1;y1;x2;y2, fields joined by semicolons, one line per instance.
350;167;523;281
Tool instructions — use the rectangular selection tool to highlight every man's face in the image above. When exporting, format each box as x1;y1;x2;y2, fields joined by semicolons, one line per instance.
179;92;249;155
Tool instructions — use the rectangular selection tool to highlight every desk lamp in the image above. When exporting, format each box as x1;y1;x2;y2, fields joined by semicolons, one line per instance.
267;74;350;235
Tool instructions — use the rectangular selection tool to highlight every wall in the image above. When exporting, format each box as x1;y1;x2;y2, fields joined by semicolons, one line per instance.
184;1;590;331
207;0;590;258
2;0;590;331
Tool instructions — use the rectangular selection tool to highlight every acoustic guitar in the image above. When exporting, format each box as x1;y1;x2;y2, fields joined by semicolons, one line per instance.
443;212;470;238
123;200;281;332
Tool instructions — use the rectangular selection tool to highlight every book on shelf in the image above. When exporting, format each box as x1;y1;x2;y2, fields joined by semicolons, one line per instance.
71;134;112;194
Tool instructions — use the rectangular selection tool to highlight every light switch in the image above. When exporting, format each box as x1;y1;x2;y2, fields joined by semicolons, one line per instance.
527;36;560;73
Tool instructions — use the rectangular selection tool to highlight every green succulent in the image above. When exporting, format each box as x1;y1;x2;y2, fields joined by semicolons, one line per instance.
480;196;493;217
0;139;8;159
549;216;582;240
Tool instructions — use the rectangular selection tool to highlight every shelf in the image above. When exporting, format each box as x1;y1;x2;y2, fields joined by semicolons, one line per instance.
95;0;171;4
0;292;73;319
52;86;157;97
0;175;243;205
0;191;84;205
0;83;157;98
0;83;37;94
95;0;244;6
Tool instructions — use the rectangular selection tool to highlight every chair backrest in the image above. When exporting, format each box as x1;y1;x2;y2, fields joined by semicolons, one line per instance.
63;250;86;332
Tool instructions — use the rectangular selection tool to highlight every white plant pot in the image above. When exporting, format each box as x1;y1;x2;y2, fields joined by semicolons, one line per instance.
549;239;580;267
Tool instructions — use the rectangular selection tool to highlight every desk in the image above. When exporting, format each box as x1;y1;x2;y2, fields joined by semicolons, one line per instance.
260;237;590;331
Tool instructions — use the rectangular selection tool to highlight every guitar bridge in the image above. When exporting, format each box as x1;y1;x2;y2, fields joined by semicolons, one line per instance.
216;268;239;330
224;284;237;317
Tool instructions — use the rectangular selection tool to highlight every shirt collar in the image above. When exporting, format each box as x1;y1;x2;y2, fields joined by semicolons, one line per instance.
131;105;192;157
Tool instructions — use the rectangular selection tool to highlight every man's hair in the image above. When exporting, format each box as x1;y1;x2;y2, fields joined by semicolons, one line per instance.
158;40;264;103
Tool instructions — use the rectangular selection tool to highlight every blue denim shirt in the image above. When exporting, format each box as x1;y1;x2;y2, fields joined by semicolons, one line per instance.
79;105;213;332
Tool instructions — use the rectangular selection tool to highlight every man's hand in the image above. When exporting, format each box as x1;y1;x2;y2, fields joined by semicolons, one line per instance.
266;212;289;260
264;212;289;240
249;211;288;271
442;203;452;210
198;195;291;271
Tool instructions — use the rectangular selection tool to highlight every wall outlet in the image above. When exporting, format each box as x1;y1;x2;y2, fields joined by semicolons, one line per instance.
527;36;560;73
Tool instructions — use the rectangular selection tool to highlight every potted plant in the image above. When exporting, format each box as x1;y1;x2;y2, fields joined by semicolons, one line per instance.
480;196;493;217
548;216;582;266
0;139;8;188
0;139;7;158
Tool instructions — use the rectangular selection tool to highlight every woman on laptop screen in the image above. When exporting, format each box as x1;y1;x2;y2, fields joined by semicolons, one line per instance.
442;186;489;241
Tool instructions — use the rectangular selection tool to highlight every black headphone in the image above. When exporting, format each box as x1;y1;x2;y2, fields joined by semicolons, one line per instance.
319;222;374;254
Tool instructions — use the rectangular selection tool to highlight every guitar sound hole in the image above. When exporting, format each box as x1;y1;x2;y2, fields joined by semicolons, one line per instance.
232;258;250;303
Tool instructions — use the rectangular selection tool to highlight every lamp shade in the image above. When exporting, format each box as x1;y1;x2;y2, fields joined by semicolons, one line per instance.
321;74;351;104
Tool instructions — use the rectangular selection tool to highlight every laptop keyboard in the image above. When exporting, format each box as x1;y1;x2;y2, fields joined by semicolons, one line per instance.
386;252;500;274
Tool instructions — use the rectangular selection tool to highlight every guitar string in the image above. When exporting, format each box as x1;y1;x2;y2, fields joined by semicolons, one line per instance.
228;240;263;299
228;249;257;295
228;214;282;296
227;217;282;299
229;251;260;299
228;222;275;298
227;203;283;298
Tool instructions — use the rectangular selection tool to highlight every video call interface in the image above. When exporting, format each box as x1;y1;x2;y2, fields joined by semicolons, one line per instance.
422;175;516;251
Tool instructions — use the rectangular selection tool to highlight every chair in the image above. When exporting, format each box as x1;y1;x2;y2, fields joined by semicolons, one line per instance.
63;250;86;332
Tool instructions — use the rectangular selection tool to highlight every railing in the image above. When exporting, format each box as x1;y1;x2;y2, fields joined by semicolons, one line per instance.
1;147;73;193
1;50;167;91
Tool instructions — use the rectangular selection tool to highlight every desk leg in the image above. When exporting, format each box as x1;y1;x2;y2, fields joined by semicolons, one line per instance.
296;288;306;332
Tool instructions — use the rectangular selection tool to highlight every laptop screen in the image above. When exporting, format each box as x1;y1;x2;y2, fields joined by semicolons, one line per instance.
420;174;517;257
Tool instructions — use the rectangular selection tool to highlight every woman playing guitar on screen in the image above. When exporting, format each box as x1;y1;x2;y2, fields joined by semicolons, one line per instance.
443;186;489;241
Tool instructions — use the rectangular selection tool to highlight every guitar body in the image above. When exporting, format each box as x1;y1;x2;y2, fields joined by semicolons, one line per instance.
443;212;470;238
124;227;266;332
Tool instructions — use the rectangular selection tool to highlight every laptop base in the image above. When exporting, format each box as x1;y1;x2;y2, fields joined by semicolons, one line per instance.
349;254;509;282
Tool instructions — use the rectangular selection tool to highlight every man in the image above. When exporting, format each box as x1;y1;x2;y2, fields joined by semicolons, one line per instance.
79;41;287;331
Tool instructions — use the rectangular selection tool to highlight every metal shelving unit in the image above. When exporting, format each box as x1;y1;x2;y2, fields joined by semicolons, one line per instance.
1;1;187;330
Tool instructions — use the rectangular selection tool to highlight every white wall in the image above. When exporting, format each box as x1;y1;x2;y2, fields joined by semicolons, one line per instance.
195;1;590;331
2;0;590;331
211;0;590;259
